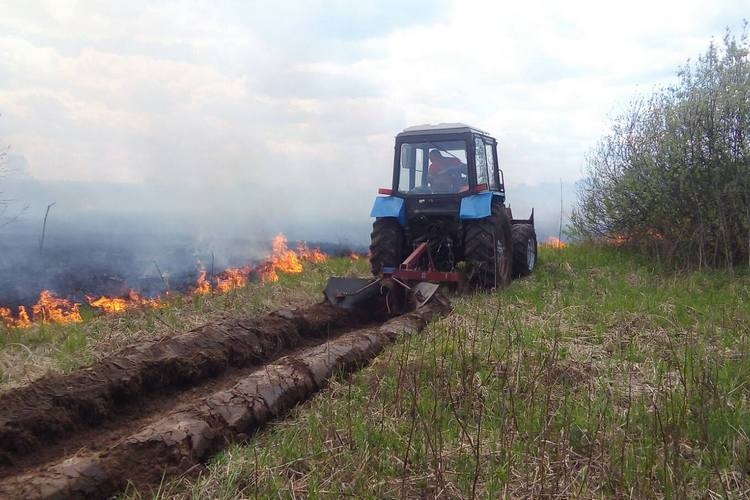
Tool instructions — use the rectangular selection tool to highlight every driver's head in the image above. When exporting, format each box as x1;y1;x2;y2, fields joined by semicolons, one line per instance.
429;149;444;162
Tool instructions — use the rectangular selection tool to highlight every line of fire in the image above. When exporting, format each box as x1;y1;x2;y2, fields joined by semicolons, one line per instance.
1;235;564;329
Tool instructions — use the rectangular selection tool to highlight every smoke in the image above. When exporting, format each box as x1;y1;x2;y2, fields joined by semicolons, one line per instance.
0;149;575;309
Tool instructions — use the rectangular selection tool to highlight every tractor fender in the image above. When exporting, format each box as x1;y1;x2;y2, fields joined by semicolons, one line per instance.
370;196;406;226
459;192;502;219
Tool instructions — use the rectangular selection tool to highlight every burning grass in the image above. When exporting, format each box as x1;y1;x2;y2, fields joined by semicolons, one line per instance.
0;239;358;392
138;245;750;499
0;233;329;329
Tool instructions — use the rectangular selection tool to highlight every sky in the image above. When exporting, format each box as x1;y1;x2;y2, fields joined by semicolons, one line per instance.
0;0;748;241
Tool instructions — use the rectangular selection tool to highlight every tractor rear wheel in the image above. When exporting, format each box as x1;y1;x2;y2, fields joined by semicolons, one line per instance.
464;204;512;288
511;224;537;278
370;217;404;275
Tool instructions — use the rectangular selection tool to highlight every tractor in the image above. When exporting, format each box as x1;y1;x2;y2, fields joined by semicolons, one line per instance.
325;123;537;310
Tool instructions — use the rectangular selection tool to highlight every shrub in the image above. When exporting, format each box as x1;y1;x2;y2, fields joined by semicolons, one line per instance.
571;27;750;268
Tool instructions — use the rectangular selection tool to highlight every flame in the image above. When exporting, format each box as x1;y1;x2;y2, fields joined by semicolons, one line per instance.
256;234;313;283
611;234;629;246
1;305;32;329
215;266;252;293
0;307;15;328
348;252;360;261
545;236;568;249
272;234;303;273
87;290;163;314
31;291;83;324
192;269;213;295
1;233;328;326
17;306;32;327
297;242;328;264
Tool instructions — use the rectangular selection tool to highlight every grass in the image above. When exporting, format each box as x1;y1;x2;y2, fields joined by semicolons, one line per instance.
131;244;749;499
3;244;749;497
0;255;362;391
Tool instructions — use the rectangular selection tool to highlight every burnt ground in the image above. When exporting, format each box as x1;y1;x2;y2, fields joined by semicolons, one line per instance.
0;298;449;499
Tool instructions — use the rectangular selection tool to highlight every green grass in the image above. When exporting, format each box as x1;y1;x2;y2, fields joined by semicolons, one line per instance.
130;244;749;499
3;245;749;497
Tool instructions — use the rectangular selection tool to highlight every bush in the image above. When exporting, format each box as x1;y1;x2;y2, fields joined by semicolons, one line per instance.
571;27;750;268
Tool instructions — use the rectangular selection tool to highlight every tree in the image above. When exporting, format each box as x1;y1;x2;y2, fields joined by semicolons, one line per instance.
571;26;750;268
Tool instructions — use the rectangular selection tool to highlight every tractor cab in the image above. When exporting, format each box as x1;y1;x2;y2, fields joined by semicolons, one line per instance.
393;123;505;199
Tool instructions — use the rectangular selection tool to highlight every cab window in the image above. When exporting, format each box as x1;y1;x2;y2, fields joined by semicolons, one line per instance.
485;141;498;190
474;137;489;187
398;140;468;194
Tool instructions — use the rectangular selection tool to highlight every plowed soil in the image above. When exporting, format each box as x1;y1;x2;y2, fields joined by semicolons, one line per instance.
0;298;449;499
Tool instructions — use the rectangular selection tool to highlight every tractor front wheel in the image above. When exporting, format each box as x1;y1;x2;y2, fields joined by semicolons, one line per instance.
511;223;537;278
464;204;512;288
369;217;404;275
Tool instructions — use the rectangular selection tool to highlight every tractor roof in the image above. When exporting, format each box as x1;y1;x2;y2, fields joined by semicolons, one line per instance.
397;123;492;138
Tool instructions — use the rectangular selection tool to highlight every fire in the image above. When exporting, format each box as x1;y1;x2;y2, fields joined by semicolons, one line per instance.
272;234;303;273
0;307;15;328
32;290;83;324
545;236;568;249
1;290;87;328
348;252;360;261
215;266;252;293
256;234;327;283
1;233;330;327
192;269;213;295
1;306;32;329
17;306;32;327
297;242;327;264
257;234;303;283
87;290;163;314
611;234;629;246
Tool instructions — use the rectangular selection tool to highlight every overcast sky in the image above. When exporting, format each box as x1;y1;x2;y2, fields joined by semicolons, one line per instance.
0;0;748;240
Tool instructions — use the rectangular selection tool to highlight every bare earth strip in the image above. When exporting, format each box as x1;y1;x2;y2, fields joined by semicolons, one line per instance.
0;303;377;468
0;298;449;498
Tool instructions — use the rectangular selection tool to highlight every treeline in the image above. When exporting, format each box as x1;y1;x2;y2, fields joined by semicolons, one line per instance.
571;27;750;268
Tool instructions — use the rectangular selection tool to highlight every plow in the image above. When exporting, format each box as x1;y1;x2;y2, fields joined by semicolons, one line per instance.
0;124;536;497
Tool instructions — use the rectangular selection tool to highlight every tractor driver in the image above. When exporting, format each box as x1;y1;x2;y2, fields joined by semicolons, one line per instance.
428;149;468;193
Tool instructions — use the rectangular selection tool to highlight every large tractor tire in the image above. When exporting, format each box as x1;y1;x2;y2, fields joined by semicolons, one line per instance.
369;217;404;275
511;223;537;278
464;204;512;288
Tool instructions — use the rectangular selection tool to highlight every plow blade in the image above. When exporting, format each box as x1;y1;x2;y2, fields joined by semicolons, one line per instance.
324;277;383;309
411;282;440;309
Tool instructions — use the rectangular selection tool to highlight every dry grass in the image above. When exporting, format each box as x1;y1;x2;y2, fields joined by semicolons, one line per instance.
137;245;750;499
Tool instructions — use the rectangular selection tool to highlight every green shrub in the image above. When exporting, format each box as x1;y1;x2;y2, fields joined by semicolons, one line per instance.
571;27;750;268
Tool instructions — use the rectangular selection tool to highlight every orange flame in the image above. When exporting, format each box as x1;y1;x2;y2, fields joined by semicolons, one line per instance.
192;269;213;295
30;291;83;324
611;234;629;247
255;234;324;283
545;236;568;249
272;234;303;273
0;307;16;328
348;252;360;261
215;266;252;293
87;290;164;314
17;306;32;327
297;242;328;264
1;233;329;326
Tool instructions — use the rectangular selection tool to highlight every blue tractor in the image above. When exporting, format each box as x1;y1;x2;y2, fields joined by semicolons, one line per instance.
325;123;537;310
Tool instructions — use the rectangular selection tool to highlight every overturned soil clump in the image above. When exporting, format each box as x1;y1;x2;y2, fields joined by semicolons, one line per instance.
0;297;450;499
0;303;379;467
